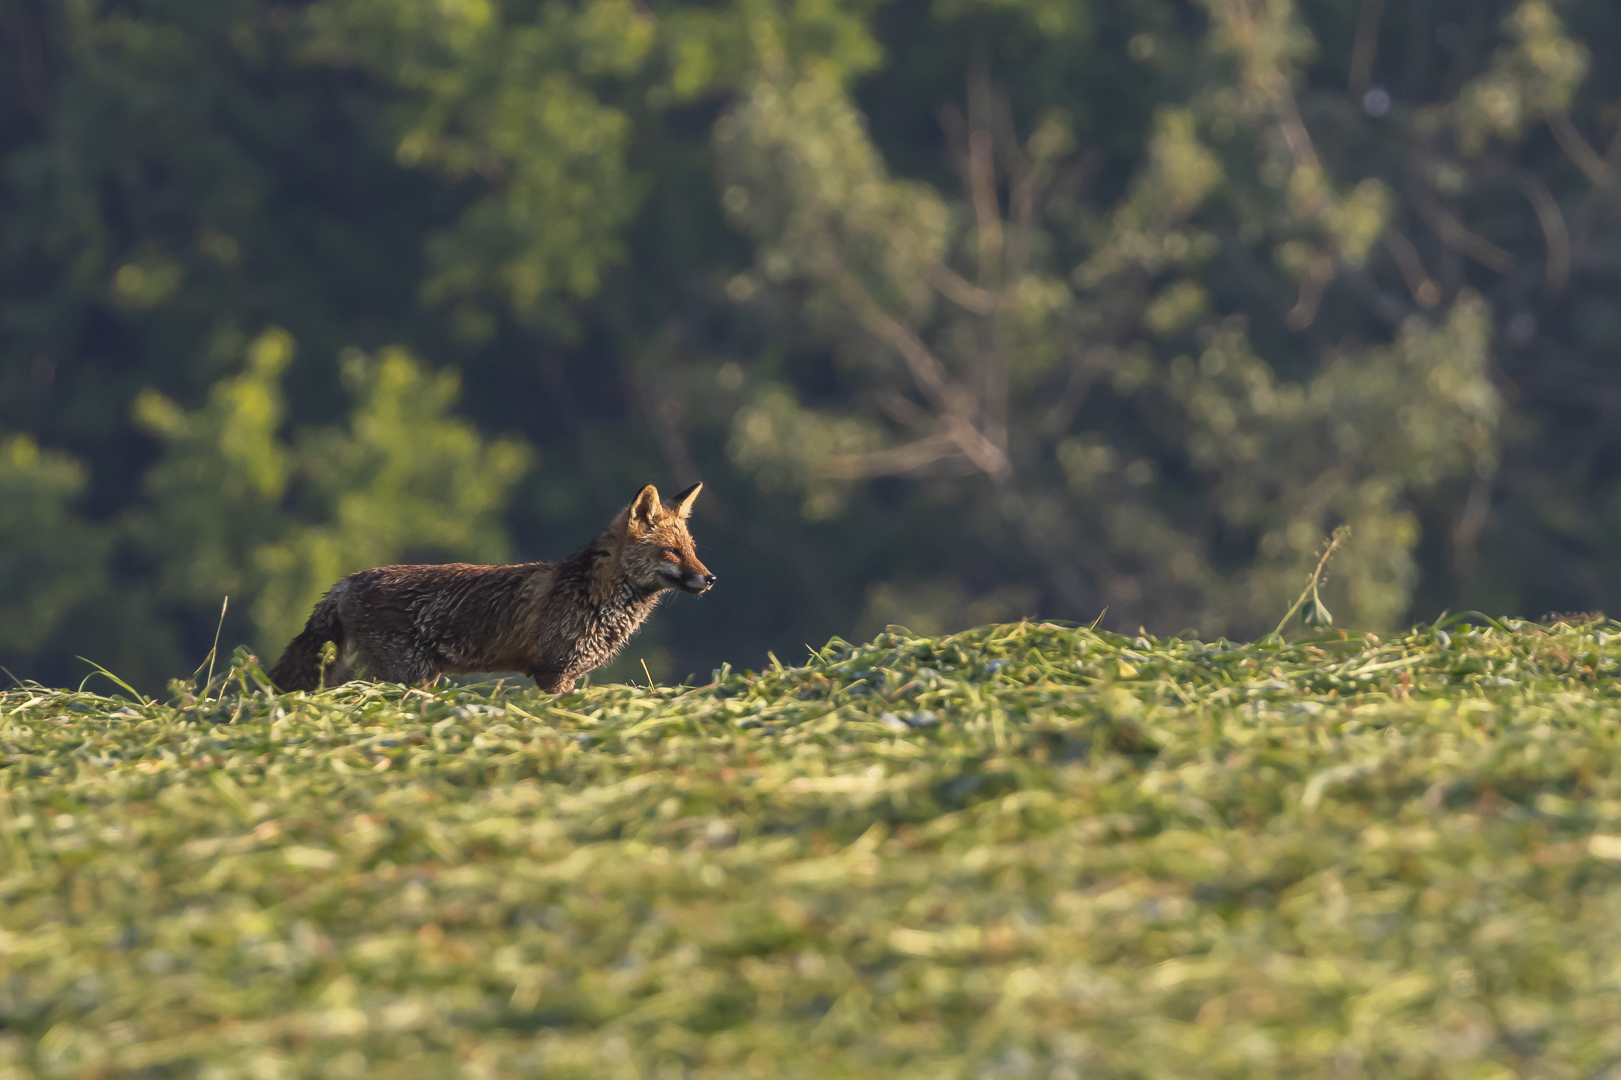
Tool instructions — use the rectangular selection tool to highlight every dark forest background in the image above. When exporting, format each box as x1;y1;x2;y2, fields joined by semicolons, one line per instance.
4;0;1620;691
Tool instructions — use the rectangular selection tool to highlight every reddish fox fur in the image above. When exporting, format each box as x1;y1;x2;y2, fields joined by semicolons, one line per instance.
269;483;713;693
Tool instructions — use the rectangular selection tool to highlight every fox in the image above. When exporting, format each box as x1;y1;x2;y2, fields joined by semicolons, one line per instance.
268;482;714;693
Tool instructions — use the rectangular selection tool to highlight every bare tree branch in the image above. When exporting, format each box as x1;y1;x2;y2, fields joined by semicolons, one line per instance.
831;272;952;408
1342;265;1411;327
966;73;1018;450
929;265;997;314
876;392;936;434
820;435;973;479
1285;255;1334;329
831;267;1013;480
968;130;1004;289
1549;113;1613;188
1406;158;1515;272
1040;347;1114;438
1505;168;1571;293
1381;227;1440;306
1452;470;1493;575
1572;124;1621;251
1347;0;1386;99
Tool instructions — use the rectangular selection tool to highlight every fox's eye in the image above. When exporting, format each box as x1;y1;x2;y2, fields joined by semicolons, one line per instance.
662;546;679;558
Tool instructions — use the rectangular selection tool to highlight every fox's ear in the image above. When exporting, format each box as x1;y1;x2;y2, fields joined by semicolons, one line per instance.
628;484;662;532
665;482;702;520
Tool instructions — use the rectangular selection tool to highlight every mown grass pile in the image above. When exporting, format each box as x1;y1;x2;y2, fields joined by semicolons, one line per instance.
6;618;1621;1077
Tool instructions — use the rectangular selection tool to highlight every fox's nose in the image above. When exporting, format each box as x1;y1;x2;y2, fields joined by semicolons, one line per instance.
703;573;717;587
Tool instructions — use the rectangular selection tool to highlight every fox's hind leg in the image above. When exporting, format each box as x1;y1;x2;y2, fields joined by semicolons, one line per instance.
383;651;437;686
353;636;437;686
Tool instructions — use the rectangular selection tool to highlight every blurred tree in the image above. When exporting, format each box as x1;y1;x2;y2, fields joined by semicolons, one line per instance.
698;0;1619;637
706;0;1501;636
0;434;107;656
303;0;656;329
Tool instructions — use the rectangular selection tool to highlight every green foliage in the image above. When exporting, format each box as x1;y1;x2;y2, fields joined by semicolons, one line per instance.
7;618;1621;1073
304;0;654;323
1456;2;1590;153
0;436;106;654
130;329;297;611
132;329;531;658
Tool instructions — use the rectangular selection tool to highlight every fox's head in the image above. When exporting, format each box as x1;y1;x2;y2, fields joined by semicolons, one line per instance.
612;482;715;595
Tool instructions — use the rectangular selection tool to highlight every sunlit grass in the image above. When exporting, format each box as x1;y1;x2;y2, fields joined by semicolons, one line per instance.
5;617;1621;1077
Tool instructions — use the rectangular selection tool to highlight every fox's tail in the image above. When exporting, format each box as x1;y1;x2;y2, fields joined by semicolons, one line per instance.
268;591;344;692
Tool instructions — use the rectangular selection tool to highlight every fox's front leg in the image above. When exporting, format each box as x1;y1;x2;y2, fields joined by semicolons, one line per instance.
529;667;576;694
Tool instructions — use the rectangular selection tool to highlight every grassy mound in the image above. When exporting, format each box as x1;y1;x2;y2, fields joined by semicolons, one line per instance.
5;618;1621;1077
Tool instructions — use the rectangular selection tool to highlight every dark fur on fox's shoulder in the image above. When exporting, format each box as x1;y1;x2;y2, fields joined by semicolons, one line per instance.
269;482;713;694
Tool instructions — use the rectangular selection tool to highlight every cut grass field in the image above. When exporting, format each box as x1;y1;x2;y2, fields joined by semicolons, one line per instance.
6;618;1621;1078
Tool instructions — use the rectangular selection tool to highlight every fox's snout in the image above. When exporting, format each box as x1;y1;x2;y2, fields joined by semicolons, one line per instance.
670;557;715;593
680;570;717;594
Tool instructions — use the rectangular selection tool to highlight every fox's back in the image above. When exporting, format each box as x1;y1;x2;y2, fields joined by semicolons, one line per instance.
334;562;554;668
336;561;551;609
